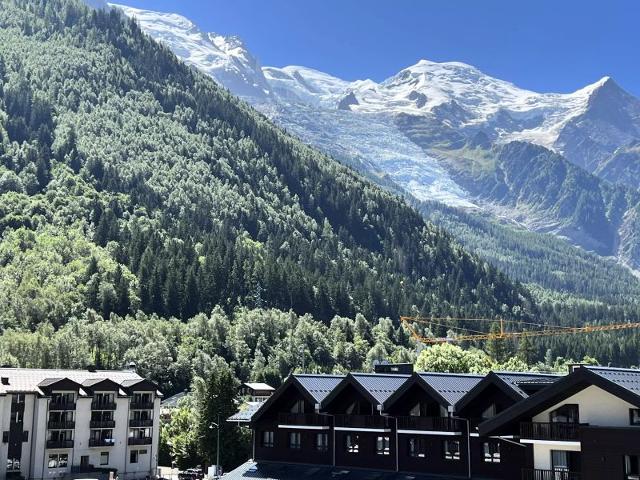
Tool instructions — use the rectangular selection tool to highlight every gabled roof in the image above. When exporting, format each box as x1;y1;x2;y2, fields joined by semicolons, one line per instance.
227;402;264;423
0;368;146;396
251;374;344;423
479;366;640;436
383;372;483;410
455;371;560;412
321;373;410;409
243;382;275;392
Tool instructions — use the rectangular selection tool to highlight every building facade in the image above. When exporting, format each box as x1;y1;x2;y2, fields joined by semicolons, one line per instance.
242;366;640;479
481;366;640;480
0;368;162;480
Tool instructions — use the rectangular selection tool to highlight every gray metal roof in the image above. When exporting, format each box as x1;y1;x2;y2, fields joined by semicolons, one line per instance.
493;372;560;397
351;373;411;404
417;372;484;405
0;368;144;395
227;402;263;423
225;461;449;480
294;374;345;403
161;390;189;408
585;366;640;396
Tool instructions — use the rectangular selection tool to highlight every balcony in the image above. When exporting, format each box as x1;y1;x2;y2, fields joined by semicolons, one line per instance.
90;420;116;429
334;414;392;430
128;437;152;445
520;422;583;441
47;420;75;430
130;400;154;410
522;468;581;480
46;439;74;449
397;416;463;433
278;413;332;428
91;400;116;410
129;419;154;427
89;438;116;447
49;401;76;411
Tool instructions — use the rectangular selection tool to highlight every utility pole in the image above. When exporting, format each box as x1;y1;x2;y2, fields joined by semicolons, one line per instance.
216;414;220;480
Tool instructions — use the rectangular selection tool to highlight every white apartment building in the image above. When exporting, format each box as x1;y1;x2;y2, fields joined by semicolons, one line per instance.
0;368;162;480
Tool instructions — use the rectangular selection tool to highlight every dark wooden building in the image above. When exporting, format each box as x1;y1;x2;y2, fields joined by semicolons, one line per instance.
480;366;640;480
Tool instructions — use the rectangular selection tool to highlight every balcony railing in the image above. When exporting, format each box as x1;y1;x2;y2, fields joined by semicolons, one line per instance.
522;468;581;480
91;400;117;410
47;420;75;430
49;401;76;411
130;400;154;410
46;439;74;449
89;438;116;447
278;413;332;427
129;419;154;427
334;414;392;430
128;437;153;445
397;416;463;432
90;420;116;429
520;422;583;441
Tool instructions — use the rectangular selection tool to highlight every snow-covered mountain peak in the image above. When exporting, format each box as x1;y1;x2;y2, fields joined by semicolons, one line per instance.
110;3;272;100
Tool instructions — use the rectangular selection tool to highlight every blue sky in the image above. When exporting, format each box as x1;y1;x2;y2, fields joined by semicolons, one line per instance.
120;0;639;96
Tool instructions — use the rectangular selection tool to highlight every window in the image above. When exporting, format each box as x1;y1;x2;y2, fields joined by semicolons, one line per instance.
483;441;500;463
290;399;305;414
12;393;25;404
2;431;8;443
551;450;569;471
315;433;329;452
7;458;20;472
100;452;109;465
549;404;579;423
444;440;460;460
288;432;301;450
345;434;359;453
630;409;640;426
481;403;497;420
408;437;426;458
10;411;23;423
375;436;390;456
130;450;139;464
409;402;421;416
47;453;68;469
22;431;28;442
261;431;274;448
625;455;640;480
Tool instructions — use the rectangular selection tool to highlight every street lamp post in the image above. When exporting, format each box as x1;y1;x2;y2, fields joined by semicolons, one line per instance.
209;416;221;479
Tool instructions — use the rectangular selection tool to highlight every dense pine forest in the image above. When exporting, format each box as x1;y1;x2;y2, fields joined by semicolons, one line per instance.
0;0;639;402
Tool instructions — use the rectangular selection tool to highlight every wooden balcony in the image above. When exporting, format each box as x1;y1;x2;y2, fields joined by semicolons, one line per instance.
520;422;583;441
334;414;392;430
522;468;581;480
130;400;154;410
278;413;332;427
397;416;463;432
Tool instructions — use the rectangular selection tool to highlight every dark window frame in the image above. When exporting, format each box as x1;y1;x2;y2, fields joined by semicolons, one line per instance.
443;439;461;461
375;436;390;456
315;432;329;452
408;436;427;458
288;431;301;450
482;440;500;463
261;431;274;448
625;454;640;479
345;433;360;453
630;409;640;426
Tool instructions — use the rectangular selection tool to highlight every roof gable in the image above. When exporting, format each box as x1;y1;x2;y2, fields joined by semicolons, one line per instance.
321;373;409;409
252;374;343;423
479;366;640;436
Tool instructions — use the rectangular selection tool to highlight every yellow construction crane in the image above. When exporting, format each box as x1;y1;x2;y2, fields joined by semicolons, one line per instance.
400;316;640;345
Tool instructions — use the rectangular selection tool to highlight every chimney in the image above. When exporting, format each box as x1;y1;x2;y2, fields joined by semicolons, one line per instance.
1;377;9;385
